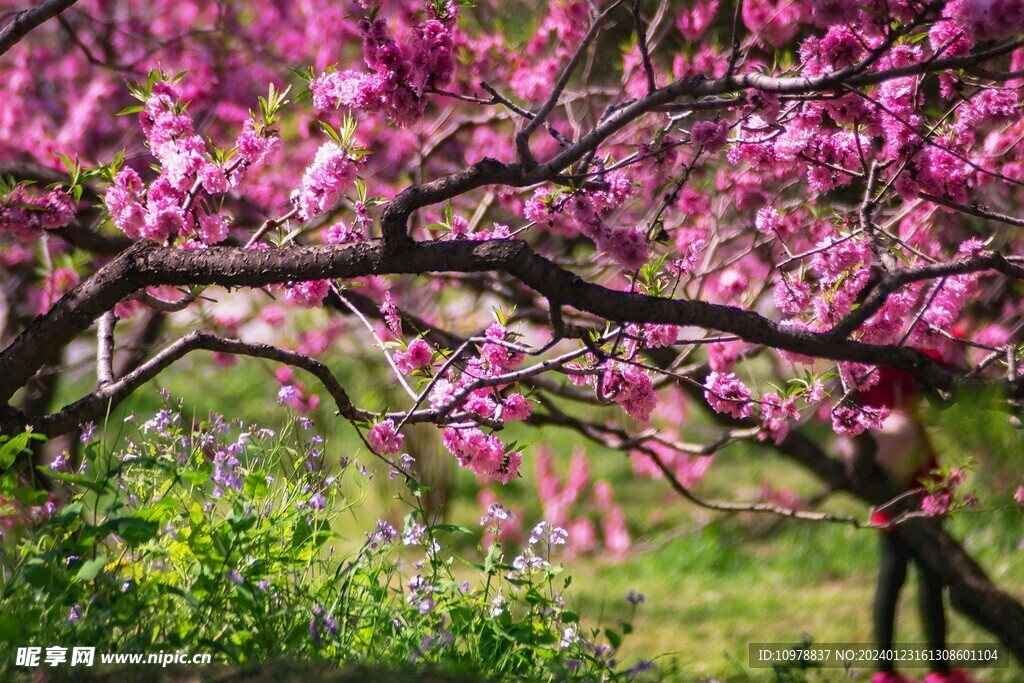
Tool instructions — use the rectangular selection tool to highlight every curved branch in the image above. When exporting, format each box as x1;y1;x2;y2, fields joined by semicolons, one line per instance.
4;239;1024;410
27;331;370;436
0;0;78;56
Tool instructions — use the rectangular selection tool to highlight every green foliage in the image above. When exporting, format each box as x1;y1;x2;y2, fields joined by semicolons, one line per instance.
0;406;666;682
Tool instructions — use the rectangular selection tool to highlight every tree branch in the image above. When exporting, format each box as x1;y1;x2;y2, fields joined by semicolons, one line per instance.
6;239;1024;413
0;0;78;56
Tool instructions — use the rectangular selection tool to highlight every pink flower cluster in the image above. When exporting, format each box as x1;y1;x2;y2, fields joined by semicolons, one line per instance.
600;362;658;422
527;179;651;271
283;279;331;308
104;167;150;240
690;119;730;153
950;0;1024;41
104;80;276;245
292;142;362;221
0;186;74;240
676;0;719;41
310;4;457;127
758;392;800;444
830;403;890;437
394;338;433;374
368;418;405;454
396;322;531;482
641;324;679;349
703;371;754;419
140;83;211;192
426;323;530;422
773;276;811;315
442;426;522;483
235;119;277;166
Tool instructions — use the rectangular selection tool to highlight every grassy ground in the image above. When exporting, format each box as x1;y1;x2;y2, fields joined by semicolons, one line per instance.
66;352;1024;682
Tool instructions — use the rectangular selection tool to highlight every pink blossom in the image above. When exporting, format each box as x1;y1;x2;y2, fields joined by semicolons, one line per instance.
921;490;952;517
293;142;360;221
380;292;401;335
812;237;871;282
324;221;363;244
142;193;188;243
816;25;867;71
492;450;522;484
510;57;562;102
368;419;405;454
676;0;719;40
538;0;588;49
105;168;147;239
235;119;277;165
464;392;497;417
920;275;978;333
1014;486;1024;508
755;206;779;234
199;163;229;195
600;227;651;270
773;277;811;315
408;20;456;93
603;363;658;422
441;426;521;482
501;393;533;421
830;403;889;437
742;0;799;46
703;371;753;419
759;392;799;444
196;211;230;245
284;279;330;307
311;70;384;111
428;378;456;410
274;366;294;384
394;338;433;374
708;340;745;372
641;324;678;348
690;119;730;153
951;0;1024;40
915;147;968;205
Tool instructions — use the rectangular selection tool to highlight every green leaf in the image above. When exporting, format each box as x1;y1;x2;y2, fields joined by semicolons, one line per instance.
76;555;107;582
430;524;473;535
49;501;83;526
24;559;56;589
9;485;49;506
119;104;146;118
38;467;106;493
104;516;159;546
0;432;41;470
604;628;622;649
228;512;257;534
484;540;502;574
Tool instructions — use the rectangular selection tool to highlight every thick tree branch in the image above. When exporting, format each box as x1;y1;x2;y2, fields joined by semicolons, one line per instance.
5;239;1024;412
0;0;78;56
